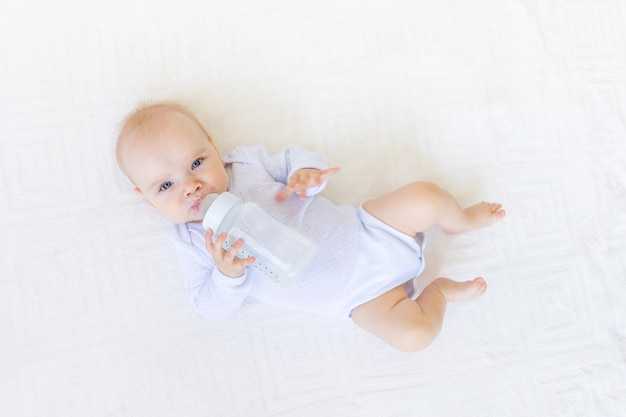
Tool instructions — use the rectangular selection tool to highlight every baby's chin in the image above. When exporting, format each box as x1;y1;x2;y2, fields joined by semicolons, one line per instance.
178;215;203;224
166;213;203;224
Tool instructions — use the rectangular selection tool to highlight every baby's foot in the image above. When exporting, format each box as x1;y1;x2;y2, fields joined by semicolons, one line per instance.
464;202;506;231
431;277;487;302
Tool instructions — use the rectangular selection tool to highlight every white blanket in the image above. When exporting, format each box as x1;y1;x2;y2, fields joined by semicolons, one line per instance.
1;1;624;416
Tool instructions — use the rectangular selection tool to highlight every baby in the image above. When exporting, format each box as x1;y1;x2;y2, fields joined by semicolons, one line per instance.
115;102;506;352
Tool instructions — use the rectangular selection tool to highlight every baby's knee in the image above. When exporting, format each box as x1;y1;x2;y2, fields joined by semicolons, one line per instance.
412;181;445;197
393;326;438;353
406;181;447;207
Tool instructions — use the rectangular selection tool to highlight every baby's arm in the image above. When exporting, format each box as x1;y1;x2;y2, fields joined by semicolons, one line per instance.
172;227;253;320
188;267;253;320
275;167;341;201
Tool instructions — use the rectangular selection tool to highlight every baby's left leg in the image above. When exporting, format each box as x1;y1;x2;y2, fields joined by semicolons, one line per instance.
362;182;505;235
351;277;487;352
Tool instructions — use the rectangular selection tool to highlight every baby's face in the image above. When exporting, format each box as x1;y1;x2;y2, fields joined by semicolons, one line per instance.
123;112;229;223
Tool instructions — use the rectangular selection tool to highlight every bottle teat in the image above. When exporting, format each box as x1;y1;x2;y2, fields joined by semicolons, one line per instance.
198;193;219;220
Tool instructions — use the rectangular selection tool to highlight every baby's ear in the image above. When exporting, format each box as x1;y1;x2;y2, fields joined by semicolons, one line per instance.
134;187;155;208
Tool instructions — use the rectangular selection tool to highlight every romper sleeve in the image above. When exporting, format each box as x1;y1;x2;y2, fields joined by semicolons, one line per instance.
171;223;253;320
227;145;331;197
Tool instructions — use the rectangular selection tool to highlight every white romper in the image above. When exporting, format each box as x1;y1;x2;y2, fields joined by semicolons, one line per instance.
171;145;425;319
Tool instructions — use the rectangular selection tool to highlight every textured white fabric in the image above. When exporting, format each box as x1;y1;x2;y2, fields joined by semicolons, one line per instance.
2;1;625;416
172;145;424;318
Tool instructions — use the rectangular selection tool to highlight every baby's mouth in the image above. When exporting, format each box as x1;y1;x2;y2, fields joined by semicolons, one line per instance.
191;198;203;211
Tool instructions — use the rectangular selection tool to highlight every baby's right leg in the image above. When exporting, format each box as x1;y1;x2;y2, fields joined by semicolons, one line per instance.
351;277;487;352
362;182;506;236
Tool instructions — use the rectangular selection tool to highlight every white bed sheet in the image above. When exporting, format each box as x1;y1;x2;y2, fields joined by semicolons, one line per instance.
1;0;625;416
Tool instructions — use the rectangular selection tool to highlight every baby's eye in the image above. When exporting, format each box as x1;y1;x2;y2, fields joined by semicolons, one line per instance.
191;158;203;169
159;181;173;191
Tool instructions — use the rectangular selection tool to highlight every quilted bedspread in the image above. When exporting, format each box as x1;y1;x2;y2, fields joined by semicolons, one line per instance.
1;0;625;416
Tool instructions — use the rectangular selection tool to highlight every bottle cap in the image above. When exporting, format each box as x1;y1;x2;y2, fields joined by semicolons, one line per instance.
201;192;242;230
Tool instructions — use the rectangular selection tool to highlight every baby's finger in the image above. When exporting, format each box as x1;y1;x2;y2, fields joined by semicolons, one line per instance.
205;229;225;253
224;238;245;261
320;166;341;180
227;240;257;267
296;176;310;198
275;185;295;202
238;254;257;267
205;228;217;251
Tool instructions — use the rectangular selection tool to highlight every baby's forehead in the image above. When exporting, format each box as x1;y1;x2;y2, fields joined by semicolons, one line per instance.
117;103;207;168
118;131;173;187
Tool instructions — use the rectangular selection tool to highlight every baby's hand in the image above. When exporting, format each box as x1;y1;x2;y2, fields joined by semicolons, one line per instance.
275;167;341;202
205;229;256;278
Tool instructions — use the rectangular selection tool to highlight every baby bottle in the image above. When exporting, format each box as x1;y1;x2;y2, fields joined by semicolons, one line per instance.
199;192;316;287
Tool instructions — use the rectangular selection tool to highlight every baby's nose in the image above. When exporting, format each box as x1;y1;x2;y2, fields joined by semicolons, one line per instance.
185;180;202;196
